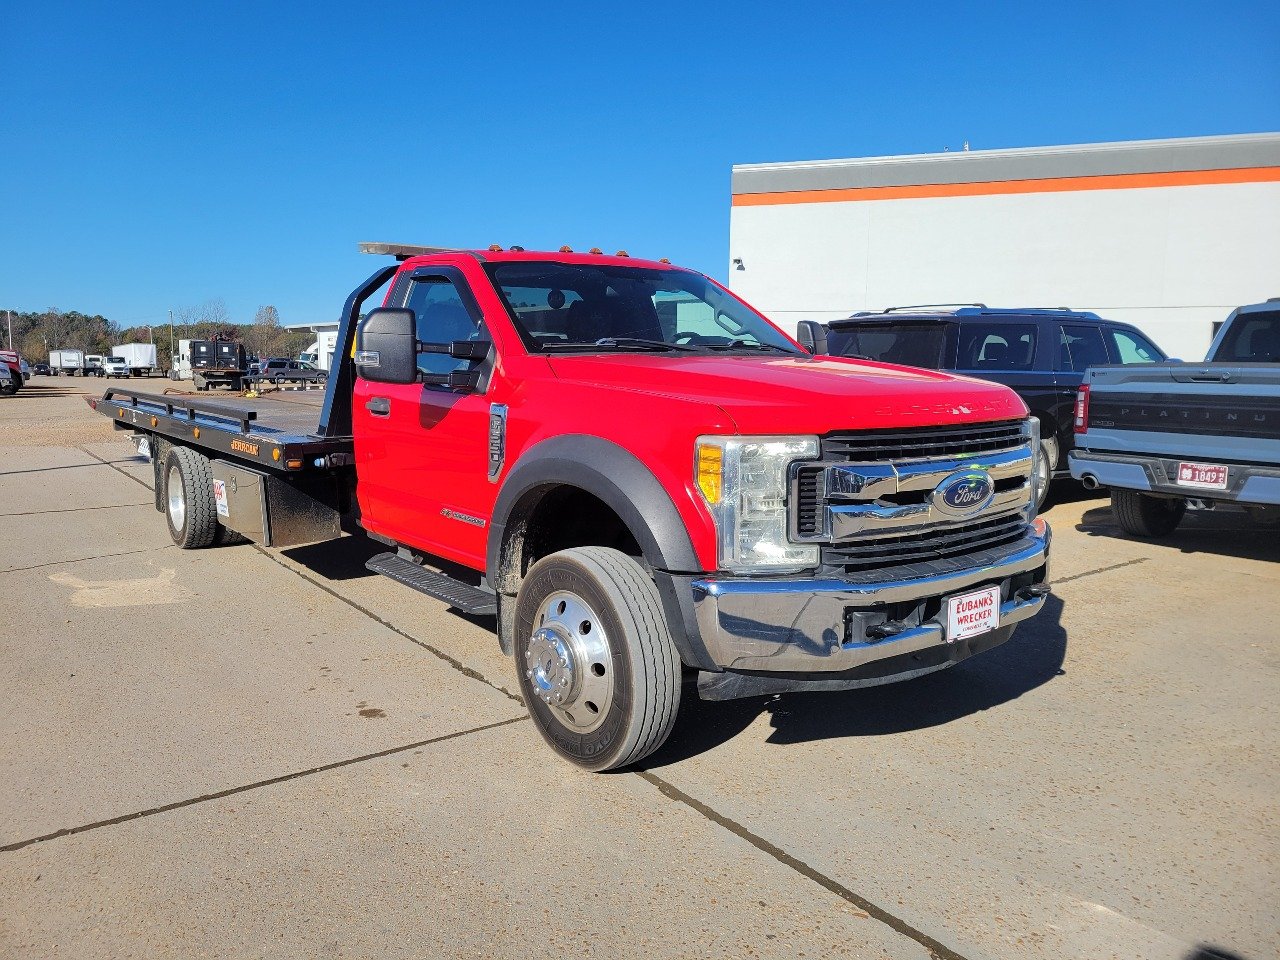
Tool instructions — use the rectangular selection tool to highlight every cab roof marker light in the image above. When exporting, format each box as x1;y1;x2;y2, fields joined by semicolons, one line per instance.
508;245;525;252
559;245;573;253
659;258;671;264
615;250;629;257
488;244;504;252
589;247;603;255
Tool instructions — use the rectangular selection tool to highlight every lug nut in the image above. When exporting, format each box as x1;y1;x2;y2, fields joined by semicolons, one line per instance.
554;694;563;703
560;678;568;687
525;669;532;678
559;658;568;668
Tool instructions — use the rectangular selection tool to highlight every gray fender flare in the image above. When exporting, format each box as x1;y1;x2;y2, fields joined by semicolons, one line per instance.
488;435;715;670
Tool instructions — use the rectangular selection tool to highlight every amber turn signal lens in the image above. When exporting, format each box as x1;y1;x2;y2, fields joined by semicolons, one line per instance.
285;459;303;470
696;443;723;504
272;448;281;462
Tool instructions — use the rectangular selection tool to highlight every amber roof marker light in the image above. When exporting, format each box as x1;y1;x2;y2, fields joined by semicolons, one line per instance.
558;245;573;253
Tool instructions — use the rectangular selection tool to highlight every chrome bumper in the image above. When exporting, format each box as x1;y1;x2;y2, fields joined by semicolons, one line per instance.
691;520;1051;674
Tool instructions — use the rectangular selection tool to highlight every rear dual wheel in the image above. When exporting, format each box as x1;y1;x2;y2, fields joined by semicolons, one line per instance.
162;446;245;548
514;547;681;772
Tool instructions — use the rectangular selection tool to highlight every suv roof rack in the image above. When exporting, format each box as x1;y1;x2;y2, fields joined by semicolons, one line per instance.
881;303;987;313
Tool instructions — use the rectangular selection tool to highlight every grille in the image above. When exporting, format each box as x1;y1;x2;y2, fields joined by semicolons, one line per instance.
822;420;1026;462
822;513;1027;573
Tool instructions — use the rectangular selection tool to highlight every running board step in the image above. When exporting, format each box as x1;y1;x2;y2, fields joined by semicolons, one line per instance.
365;552;497;616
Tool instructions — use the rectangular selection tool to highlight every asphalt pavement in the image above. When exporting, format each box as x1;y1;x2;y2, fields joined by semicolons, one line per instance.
1;376;1275;960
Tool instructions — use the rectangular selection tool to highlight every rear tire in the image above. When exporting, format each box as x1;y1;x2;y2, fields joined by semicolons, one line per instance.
163;446;219;548
514;546;681;772
1112;489;1186;538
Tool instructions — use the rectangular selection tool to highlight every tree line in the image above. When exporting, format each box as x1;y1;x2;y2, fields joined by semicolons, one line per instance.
2;300;315;364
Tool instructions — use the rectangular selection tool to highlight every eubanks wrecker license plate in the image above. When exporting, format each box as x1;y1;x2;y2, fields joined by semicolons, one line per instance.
945;584;1001;642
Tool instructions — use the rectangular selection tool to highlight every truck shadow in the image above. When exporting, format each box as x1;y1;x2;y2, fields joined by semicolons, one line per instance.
1076;504;1280;564
643;593;1068;768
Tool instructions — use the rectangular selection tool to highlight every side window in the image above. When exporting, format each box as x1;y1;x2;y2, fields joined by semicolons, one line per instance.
404;276;489;376
1107;328;1162;364
1060;324;1110;372
956;323;1037;370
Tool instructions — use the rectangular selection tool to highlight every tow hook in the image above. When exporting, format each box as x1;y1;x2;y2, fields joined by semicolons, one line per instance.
1016;583;1052;602
866;620;908;641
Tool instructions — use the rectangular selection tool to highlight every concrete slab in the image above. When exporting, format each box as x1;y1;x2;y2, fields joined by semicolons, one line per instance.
0;724;931;960
643;544;1280;959
1;543;525;846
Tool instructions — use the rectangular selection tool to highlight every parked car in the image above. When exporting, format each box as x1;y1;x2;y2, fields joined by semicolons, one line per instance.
1070;299;1280;537
797;306;1168;508
102;356;131;378
0;350;24;393
0;363;12;394
257;358;328;386
32;362;51;376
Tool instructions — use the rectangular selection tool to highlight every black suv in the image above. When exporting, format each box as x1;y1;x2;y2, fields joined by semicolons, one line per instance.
797;306;1168;506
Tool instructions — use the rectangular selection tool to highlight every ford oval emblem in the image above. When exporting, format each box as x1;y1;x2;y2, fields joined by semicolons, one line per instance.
932;470;995;517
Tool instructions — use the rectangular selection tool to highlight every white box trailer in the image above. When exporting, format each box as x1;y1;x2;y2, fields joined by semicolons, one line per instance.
49;349;86;375
728;133;1280;361
113;342;158;377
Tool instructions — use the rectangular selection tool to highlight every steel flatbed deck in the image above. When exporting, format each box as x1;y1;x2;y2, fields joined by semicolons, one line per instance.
90;387;352;473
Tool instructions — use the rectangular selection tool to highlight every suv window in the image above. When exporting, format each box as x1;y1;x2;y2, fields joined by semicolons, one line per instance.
956;323;1037;370
1060;324;1110;372
825;323;947;367
405;275;489;376
1107;327;1163;364
1216;311;1280;362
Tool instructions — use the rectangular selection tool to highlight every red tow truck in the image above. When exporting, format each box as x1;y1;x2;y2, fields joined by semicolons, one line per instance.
92;243;1052;770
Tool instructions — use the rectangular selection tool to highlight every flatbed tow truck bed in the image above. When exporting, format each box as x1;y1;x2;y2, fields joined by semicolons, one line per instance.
90;387;351;473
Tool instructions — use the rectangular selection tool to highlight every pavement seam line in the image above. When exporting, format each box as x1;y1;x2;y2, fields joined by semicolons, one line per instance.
250;544;526;706
0;459;138;477
0;716;528;854
0;501;153;517
2;544;175;574
78;446;154;492
634;771;972;960
1052;557;1147;585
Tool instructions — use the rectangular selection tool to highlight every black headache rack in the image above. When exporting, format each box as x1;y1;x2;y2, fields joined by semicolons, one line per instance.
93;387;351;472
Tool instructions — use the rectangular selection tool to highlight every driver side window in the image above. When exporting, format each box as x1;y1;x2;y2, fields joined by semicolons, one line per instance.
404;276;489;376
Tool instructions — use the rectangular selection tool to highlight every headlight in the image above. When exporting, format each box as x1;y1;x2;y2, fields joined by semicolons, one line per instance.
1025;418;1044;518
696;435;819;574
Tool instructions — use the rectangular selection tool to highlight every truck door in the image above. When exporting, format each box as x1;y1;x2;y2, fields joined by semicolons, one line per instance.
354;267;495;570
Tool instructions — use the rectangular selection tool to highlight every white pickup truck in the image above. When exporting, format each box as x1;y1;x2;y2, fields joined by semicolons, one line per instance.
1070;299;1280;537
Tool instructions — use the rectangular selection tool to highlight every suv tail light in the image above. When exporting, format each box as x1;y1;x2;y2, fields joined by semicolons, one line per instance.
1074;385;1090;434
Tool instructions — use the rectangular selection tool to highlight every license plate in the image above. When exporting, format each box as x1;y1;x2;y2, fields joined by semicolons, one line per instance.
945;585;1001;642
212;479;230;518
1175;461;1228;490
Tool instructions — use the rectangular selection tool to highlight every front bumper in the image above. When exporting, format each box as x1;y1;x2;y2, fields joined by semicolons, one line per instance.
690;520;1051;676
1069;449;1280;506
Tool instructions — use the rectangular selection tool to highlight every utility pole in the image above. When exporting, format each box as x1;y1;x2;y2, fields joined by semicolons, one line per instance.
6;310;11;350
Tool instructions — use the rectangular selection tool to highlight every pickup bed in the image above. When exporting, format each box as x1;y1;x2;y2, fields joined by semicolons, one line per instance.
93;243;1052;770
1069;299;1280;536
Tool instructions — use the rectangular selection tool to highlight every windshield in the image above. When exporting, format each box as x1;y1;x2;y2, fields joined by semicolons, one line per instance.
825;322;948;367
1216;311;1280;362
107;357;125;363
484;262;800;355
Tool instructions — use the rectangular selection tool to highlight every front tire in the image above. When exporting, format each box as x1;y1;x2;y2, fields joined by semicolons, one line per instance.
514;547;681;772
1112;488;1186;538
163;446;219;548
1033;434;1058;512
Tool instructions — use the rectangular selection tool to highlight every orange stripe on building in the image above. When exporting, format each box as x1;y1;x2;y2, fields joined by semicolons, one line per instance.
731;166;1280;206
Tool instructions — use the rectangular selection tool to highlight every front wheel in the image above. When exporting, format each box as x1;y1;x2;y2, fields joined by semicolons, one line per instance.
514;546;681;772
1112;488;1186;538
1033;434;1058;512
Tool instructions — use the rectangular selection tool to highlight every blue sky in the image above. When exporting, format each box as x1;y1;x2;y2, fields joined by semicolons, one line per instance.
2;1;1277;328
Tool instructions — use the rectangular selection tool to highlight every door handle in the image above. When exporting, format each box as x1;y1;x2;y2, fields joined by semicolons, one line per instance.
365;397;390;417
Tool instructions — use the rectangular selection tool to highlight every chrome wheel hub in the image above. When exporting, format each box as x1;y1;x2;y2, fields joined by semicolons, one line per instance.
526;591;613;733
166;463;186;530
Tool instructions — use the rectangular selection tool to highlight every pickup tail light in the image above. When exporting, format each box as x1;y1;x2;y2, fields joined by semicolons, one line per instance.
1074;385;1090;434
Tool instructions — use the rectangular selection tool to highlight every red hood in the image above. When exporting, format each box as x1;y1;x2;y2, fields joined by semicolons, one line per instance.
545;354;1026;434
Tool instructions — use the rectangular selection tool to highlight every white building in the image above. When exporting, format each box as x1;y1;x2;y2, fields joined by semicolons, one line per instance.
728;133;1280;360
284;321;339;370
